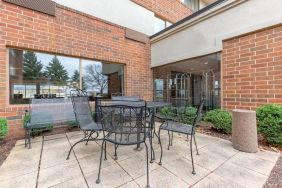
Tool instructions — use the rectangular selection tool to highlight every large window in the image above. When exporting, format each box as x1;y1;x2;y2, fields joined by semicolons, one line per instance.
9;49;124;104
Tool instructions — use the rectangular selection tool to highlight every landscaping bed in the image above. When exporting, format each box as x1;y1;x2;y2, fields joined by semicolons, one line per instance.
263;155;282;188
0;139;16;167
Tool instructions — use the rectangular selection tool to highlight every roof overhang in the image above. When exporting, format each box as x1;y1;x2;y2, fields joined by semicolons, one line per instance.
150;0;246;43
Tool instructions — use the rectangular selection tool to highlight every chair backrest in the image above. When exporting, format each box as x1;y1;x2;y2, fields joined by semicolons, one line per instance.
191;99;205;133
71;96;94;130
99;100;147;143
112;96;140;102
29;98;76;126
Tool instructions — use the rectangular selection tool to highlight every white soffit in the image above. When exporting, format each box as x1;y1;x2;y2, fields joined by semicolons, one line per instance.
151;0;282;67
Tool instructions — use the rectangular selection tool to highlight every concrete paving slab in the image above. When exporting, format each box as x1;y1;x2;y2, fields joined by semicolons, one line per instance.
0;171;37;188
85;163;133;188
214;162;268;188
49;176;88;188
0;132;279;188
38;161;82;188
119;180;140;188
0;143;41;181
79;152;115;175
192;173;244;188
41;143;74;169
163;157;210;185
228;152;276;176
135;167;189;188
118;154;159;179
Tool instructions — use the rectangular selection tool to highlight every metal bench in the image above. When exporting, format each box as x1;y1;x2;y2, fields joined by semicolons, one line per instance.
24;98;76;149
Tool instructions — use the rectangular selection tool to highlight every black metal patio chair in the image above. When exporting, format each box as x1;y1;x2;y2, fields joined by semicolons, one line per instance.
96;100;150;188
66;91;103;160
157;99;204;175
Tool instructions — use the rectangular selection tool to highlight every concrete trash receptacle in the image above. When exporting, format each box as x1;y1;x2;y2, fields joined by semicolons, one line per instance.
232;109;258;153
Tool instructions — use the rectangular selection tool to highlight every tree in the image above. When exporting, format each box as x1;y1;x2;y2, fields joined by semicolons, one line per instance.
45;56;69;84
84;64;108;95
23;51;45;94
71;70;87;91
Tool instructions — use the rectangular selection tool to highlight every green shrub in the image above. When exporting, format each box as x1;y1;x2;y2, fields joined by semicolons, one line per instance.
159;107;175;118
256;104;282;146
204;109;232;134
178;106;198;124
0;118;8;139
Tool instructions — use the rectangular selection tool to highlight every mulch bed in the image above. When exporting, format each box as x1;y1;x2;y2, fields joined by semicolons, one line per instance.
263;155;282;188
197;122;282;152
0;139;16;167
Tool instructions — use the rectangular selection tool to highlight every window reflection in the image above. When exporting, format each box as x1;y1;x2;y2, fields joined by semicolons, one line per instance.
9;49;124;104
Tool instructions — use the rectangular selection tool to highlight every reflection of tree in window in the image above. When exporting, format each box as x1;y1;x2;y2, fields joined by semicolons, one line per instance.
71;70;87;91
84;64;108;96
45;56;69;84
23;51;45;95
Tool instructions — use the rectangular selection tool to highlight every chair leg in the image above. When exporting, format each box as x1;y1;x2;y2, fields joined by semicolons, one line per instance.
190;135;196;175
170;132;173;146
144;141;150;188
28;129;32;149
193;134;199;155
85;131;93;145
158;128;163;165
66;137;86;160
149;129;155;163
167;131;171;150
25;129;28;148
114;144;118;160
104;141;107;160
96;140;105;184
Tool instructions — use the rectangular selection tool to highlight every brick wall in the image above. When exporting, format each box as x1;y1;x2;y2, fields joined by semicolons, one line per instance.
0;1;154;138
222;25;282;110
132;0;192;23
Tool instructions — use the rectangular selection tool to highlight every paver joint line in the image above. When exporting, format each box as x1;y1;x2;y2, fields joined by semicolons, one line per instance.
66;133;90;188
35;135;44;188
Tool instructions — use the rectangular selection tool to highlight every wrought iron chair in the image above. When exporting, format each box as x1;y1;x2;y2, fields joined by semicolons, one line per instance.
66;91;103;160
157;100;204;175
96;100;150;188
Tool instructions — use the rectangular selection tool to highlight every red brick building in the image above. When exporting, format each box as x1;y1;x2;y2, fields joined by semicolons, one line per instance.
1;0;281;139
0;0;192;138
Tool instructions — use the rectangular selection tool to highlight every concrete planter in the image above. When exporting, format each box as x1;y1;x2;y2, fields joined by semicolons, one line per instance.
232;109;258;153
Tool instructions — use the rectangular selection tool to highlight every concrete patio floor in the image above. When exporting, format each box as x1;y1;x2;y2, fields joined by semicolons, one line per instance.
0;129;280;188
